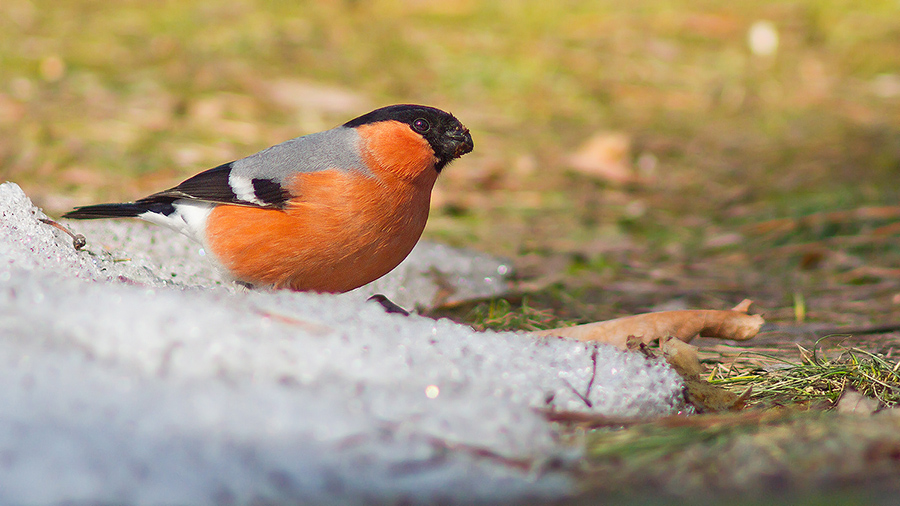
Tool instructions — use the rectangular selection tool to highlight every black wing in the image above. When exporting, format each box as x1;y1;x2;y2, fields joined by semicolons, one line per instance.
141;162;292;208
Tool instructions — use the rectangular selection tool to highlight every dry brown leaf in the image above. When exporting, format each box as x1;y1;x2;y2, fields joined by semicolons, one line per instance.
660;336;703;377
657;336;750;412
683;379;750;412
534;300;764;349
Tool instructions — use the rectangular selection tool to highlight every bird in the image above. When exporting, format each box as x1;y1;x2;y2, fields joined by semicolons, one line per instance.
64;104;474;293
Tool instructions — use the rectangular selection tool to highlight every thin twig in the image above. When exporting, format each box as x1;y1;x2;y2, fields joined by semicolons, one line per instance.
38;218;86;250
562;378;593;408
585;346;599;398
564;346;601;408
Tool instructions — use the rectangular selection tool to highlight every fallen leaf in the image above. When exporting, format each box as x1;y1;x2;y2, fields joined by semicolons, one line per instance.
683;379;751;412
657;336;750;412
661;336;703;377
533;300;764;349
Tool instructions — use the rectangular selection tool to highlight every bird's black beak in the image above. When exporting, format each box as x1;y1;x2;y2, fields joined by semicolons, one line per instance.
434;122;474;173
448;127;474;159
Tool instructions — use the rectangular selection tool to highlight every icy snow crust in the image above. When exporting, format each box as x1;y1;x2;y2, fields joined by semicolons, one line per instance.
0;182;684;505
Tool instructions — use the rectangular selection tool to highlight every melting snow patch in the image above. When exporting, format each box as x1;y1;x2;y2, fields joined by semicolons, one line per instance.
0;182;684;505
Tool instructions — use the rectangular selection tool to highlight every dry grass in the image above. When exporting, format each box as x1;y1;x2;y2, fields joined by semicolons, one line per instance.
710;343;900;408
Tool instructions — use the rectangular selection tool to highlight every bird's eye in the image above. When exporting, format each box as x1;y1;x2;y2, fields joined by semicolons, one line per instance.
412;118;430;133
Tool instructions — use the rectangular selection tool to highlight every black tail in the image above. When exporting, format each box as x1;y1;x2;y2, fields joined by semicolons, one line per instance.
63;200;176;220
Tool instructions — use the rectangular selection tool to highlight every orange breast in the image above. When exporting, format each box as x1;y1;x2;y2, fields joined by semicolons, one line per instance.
204;121;439;293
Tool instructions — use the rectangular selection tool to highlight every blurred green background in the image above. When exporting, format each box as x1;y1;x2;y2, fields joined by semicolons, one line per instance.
3;0;900;321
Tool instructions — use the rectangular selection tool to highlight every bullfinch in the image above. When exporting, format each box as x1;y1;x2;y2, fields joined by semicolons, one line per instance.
64;104;474;293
